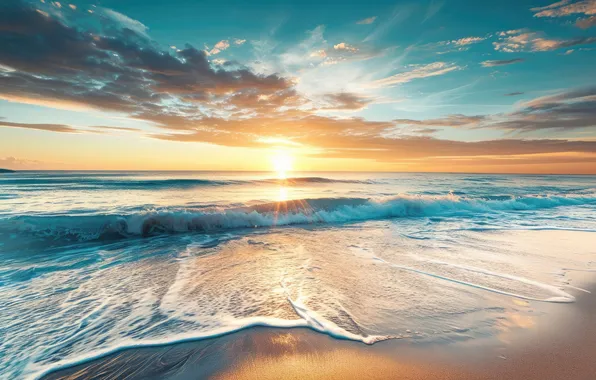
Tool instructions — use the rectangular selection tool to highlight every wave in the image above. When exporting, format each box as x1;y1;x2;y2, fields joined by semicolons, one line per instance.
1;194;594;246
0;176;373;190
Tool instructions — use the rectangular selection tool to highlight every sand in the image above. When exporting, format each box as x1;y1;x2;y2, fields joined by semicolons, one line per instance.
43;281;596;380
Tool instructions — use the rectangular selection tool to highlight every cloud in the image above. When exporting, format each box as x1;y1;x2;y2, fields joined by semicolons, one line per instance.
0;119;140;134
493;29;596;52
320;92;372;111
207;40;230;55
333;42;358;52
99;7;149;38
423;0;444;23
280;25;327;67
394;114;486;127
533;36;596;51
481;58;525;67
531;0;596;18
0;156;46;170
379;87;596;135
576;15;596;28
371;62;460;87
452;36;485;46
504;92;524;96
0;0;290;118
91;125;141;133
1;0;595;171
310;49;327;58
234;39;246;45
410;127;439;135
0;120;79;133
364;5;413;42
356;16;377;25
482;86;596;133
532;1;596;29
150;114;596;161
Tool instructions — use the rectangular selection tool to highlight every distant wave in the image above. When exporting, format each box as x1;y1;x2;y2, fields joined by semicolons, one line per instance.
0;176;373;190
2;194;595;246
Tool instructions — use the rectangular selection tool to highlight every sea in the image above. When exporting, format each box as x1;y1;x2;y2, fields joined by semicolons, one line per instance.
0;171;595;378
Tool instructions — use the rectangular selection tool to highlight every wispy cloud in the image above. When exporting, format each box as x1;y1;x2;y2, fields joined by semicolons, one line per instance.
423;0;444;23
452;36;486;46
531;0;596;18
364;5;413;42
99;7;149;38
356;16;376;25
494;29;596;52
418;35;487;55
0;120;79;133
531;0;596;29
371;62;460;87
0;156;47;170
481;58;525;67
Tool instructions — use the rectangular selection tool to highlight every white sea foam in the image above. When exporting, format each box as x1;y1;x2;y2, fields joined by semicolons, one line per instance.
2;194;594;245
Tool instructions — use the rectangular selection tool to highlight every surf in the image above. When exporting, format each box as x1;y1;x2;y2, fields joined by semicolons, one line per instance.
1;193;594;247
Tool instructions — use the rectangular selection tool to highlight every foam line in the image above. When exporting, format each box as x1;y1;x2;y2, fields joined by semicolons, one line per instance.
373;256;575;303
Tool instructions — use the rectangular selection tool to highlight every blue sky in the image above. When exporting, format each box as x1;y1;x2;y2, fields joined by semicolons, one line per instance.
1;0;595;172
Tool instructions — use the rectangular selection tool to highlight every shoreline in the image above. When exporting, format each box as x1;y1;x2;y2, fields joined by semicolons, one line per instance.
43;282;596;380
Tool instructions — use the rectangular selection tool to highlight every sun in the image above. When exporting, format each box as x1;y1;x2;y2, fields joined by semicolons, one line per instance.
271;150;293;179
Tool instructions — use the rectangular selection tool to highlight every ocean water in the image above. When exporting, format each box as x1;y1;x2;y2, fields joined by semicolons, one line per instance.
1;171;595;378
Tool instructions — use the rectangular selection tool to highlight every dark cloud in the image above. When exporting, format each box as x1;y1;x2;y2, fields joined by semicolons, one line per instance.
0;0;290;116
394;114;485;127
320;93;373;111
410;127;440;135
0;120;79;133
504;92;524;96
484;86;596;133
0;120;139;134
393;87;596;134
481;58;525;67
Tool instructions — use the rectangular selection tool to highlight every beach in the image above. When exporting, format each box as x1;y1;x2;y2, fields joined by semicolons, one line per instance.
44;279;596;380
1;172;595;379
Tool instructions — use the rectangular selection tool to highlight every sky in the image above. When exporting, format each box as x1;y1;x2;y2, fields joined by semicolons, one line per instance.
0;0;596;173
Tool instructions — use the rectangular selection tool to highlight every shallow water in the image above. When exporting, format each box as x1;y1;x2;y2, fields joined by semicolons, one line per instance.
0;171;595;378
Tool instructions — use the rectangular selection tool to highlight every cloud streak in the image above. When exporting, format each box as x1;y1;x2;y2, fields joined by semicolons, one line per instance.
371;62;460;87
356;16;376;25
481;58;525;67
494;29;596;52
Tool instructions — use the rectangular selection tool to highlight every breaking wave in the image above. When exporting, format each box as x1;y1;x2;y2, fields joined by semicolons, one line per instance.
2;194;594;245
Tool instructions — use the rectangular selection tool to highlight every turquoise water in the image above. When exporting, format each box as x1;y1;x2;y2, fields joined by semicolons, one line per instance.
1;172;595;378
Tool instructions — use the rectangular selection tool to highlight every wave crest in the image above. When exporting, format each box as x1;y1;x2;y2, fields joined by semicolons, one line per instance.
1;194;594;246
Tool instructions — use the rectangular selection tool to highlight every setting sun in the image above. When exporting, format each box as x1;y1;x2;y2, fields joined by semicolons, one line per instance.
271;150;293;179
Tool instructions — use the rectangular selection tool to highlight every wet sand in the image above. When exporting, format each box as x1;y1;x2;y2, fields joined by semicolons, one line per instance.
43;281;596;380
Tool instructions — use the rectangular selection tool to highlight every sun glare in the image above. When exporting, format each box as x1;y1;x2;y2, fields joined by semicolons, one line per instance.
272;150;293;179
